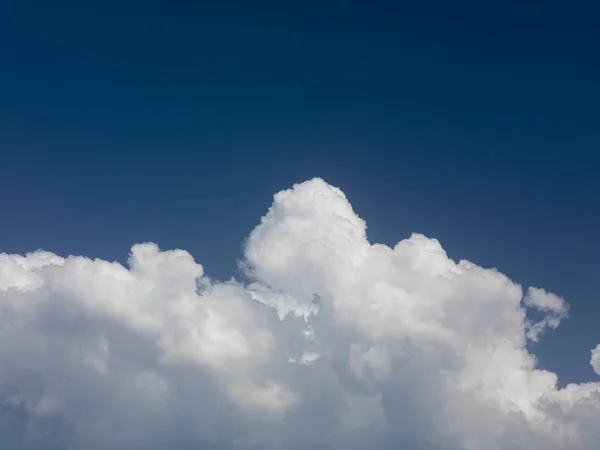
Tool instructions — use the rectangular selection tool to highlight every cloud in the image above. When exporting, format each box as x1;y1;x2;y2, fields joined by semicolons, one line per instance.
0;178;599;449
523;287;569;342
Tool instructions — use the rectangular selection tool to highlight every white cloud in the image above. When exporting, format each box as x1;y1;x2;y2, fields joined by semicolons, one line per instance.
524;287;569;342
0;178;598;449
591;345;600;376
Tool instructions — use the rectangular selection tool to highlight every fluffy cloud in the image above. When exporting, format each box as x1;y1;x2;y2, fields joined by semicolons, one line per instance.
0;178;598;449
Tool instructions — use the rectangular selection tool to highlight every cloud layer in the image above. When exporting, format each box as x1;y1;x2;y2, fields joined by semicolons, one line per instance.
0;178;598;449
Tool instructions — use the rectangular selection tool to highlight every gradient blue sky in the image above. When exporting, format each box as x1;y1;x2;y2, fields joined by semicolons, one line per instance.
1;1;599;388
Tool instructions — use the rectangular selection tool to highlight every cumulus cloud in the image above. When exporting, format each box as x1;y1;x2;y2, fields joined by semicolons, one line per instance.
0;178;599;449
523;287;569;342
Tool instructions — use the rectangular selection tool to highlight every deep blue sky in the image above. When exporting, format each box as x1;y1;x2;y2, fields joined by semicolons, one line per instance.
1;1;599;385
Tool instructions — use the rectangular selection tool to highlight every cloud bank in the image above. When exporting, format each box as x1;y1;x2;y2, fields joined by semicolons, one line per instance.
0;178;598;449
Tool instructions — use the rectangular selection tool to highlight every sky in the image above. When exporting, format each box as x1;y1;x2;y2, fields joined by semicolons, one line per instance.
0;1;599;449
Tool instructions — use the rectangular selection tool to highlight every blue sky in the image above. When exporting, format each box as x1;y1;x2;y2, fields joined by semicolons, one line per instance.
0;2;599;448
